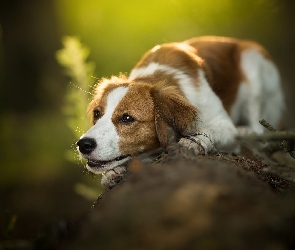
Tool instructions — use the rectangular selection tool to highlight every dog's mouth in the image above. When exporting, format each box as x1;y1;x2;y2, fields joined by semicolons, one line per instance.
86;155;130;171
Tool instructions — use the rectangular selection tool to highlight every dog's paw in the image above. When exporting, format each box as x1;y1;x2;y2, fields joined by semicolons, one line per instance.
101;166;127;189
178;138;206;155
178;134;216;155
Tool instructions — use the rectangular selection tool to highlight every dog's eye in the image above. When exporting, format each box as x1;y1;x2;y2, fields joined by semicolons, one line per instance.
93;109;101;119
120;114;135;124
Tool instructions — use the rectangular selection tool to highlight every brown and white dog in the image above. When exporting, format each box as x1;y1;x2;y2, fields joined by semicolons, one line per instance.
77;36;284;181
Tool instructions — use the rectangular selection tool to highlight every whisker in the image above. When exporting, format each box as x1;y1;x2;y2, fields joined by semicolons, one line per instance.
70;82;92;95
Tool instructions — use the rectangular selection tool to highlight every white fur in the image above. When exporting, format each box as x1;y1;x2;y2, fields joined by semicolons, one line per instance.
129;62;196;88
81;87;130;173
230;82;249;125
129;62;167;80
240;49;284;133
190;69;238;152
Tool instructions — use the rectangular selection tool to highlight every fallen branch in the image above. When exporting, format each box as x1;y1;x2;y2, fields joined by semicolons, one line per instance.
242;131;295;142
259;119;276;132
238;119;295;159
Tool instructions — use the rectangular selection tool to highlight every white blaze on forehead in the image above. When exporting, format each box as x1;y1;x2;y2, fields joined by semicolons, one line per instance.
103;86;129;119
82;86;129;160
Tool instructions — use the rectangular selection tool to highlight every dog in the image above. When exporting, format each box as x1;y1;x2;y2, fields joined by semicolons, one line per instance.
77;36;284;185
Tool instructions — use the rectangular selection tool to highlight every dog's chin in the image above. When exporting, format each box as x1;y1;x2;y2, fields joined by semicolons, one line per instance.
85;155;131;174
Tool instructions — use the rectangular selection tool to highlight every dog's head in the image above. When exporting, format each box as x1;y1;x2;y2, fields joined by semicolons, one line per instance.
77;75;198;173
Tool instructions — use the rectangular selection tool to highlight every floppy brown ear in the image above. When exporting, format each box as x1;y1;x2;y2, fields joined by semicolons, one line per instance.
154;111;170;148
151;82;199;148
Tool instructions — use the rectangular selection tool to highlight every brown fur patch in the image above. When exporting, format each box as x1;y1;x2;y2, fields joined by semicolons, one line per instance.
113;83;160;156
134;43;203;78
185;36;272;112
151;81;199;147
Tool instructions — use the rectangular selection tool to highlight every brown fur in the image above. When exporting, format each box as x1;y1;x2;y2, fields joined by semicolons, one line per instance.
113;83;160;155
185;36;272;111
134;43;204;79
114;80;199;154
151;81;199;148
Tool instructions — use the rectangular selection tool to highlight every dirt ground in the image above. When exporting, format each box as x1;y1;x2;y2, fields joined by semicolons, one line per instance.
2;132;295;250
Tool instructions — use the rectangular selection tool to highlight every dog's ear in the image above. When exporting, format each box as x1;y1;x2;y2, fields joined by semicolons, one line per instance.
154;111;170;148
151;82;199;148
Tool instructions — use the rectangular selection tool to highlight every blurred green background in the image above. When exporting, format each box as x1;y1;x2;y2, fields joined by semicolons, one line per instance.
0;0;295;240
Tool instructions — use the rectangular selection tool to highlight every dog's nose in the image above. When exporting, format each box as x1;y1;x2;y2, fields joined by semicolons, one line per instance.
77;138;97;155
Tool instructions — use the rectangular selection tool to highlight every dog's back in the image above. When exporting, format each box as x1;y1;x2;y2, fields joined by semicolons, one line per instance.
130;36;284;134
187;36;284;132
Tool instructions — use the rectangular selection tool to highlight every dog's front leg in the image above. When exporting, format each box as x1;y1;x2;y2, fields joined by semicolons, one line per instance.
101;165;127;189
178;117;239;155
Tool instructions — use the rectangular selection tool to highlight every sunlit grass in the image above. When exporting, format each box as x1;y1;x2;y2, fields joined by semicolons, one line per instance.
56;36;95;141
55;36;104;195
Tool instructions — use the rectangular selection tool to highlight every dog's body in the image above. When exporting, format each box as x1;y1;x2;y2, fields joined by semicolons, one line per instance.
77;36;284;176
